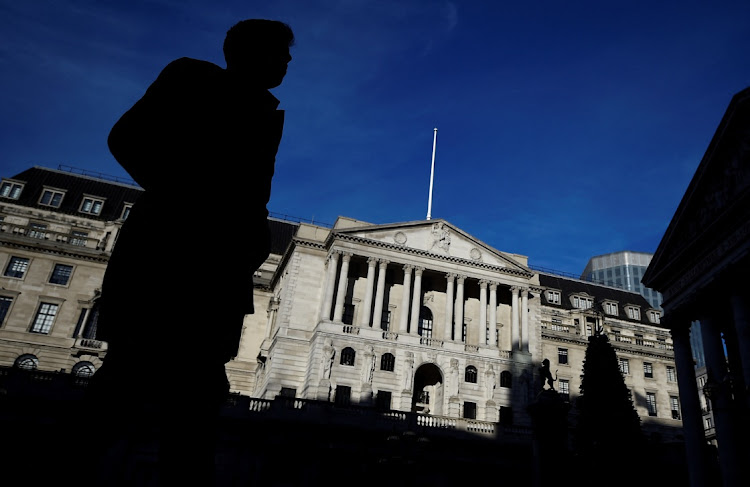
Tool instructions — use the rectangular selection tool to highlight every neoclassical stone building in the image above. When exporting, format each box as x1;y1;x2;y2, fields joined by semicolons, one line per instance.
1;165;683;468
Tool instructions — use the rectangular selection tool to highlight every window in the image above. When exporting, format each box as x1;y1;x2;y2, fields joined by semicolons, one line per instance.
649;310;661;324
558;348;568;365
644;362;653;378
120;204;132;220
28;222;47;239
4;257;30;278
72;361;95;378
380;309;391;331
604;302;618;315
500;370;512;388
334;385;351;406
279;387;296;398
635;333;644;346
342;304;355;325
627;307;641;320
705;417;713;429
547;290;560;304
380;353;395;372
14;354;38;370
73;304;99;339
69;230;88;247
499;406;513;426
418;306;433;338
465;365;478;383
30;302;59;334
558;379;570;401
376;390;392;411
49;264;73;285
670;396;681;420
0;296;12;325
462;322;467;342
646;392;657;416
340;347;355;366
79;197;104;215
39;188;64;208
463;401;477;419
667;366;676;382
573;295;593;309
619;358;630;375
0;180;23;199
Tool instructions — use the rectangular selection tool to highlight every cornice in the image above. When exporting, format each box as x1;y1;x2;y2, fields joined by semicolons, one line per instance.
0;237;110;263
329;233;534;278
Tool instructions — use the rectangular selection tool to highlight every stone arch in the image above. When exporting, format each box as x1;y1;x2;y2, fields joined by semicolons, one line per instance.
411;362;444;415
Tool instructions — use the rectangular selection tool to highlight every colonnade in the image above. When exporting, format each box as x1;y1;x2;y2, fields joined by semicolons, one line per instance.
666;286;750;487
319;251;531;351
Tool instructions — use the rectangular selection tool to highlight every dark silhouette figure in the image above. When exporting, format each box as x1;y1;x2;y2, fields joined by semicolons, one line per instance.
87;19;294;486
540;358;555;391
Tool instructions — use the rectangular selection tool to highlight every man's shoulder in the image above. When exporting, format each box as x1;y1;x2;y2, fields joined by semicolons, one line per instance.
161;57;224;77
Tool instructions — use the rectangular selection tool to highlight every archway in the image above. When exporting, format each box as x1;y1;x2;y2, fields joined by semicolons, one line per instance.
411;362;443;415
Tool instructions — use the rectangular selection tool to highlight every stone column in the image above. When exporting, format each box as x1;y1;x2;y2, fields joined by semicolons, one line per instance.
320;251;340;321
521;288;529;352
671;324;709;487
478;280;488;346
409;267;425;335
455;275;466;341
372;260;389;330
511;286;520;351
489;282;498;347
399;265;413;333
729;290;750;401
332;252;352;322
265;297;280;338
444;273;455;341
700;313;742;486
359;257;378;326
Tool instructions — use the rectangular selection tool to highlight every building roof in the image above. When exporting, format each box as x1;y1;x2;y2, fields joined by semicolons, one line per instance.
4;166;143;222
539;272;658;326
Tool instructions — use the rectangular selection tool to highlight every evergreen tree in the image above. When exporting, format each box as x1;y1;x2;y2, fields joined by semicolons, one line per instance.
575;331;643;485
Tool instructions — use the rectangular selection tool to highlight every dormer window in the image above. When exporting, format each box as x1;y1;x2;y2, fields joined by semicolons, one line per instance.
604;301;618;315
546;290;561;305
39;188;65;208
649;310;661;324
626;306;641;320
79;196;104;216
0;180;24;200
572;295;593;309
120;204;133;220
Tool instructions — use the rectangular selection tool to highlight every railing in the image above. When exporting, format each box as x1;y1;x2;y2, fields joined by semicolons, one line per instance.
0;222;95;249
420;337;444;348
75;338;106;350
382;331;399;340
541;321;574;333
614;335;673;351
342;325;360;335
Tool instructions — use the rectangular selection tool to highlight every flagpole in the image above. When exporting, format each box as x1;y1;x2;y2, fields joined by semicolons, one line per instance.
426;127;437;220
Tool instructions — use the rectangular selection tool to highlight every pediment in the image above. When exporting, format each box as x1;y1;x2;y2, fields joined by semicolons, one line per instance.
645;86;750;290
333;218;531;273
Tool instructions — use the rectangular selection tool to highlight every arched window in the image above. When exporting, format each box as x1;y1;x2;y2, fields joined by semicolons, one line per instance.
418;306;433;338
500;370;512;388
380;353;395;372
72;361;96;378
340;347;356;366
465;365;478;383
14;354;39;371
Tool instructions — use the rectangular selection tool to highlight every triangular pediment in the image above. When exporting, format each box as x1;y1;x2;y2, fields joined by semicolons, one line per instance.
332;218;531;273
644;86;750;289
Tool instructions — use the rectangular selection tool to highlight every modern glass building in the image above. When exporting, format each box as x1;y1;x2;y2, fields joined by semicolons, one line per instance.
580;251;663;310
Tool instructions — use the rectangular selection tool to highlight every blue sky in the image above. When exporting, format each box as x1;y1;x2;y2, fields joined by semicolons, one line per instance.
2;0;749;276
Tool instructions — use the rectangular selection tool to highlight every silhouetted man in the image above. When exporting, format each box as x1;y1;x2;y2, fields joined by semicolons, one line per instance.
88;19;293;486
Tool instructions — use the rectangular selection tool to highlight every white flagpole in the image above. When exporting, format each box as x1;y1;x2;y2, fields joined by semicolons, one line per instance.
426;127;437;220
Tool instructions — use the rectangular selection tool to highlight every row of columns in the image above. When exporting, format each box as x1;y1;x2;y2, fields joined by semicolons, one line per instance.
319;251;531;351
668;287;750;487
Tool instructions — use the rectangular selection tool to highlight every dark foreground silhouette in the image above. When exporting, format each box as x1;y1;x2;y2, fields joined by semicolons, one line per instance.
86;19;294;486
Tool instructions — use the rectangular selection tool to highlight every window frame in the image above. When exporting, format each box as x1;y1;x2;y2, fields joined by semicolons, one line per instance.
670;396;681;420
643;362;653;379
14;354;39;370
557;347;569;365
500;370;512;388
0;295;13;326
666;365;676;382
646;391;658;417
49;263;74;286
547;290;561;305
465;365;478;383
463;401;477;419
4;256;30;279
30;301;60;334
619;357;630;375
380;352;395;372
38;187;66;208
79;195;105;216
604;301;618;315
0;180;24;200
340;347;356;366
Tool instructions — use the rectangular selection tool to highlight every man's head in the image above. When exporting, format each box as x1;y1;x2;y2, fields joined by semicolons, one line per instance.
224;19;294;89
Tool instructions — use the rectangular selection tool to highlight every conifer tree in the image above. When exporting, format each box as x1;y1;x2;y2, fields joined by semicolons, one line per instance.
575;330;643;484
